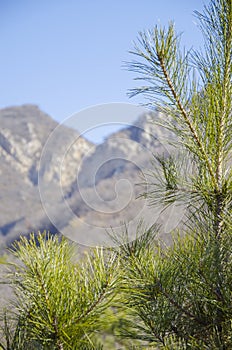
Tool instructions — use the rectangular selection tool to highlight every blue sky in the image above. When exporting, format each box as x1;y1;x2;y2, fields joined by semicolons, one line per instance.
0;0;208;142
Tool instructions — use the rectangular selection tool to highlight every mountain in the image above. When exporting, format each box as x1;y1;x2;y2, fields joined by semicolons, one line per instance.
0;105;93;247
0;104;177;250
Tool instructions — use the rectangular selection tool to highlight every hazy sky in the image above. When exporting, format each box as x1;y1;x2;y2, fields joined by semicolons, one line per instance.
0;0;208;142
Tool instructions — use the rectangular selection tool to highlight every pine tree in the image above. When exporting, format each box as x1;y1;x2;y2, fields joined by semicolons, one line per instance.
0;233;120;350
115;0;232;348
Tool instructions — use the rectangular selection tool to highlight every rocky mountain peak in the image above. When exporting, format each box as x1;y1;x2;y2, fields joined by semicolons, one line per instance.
0;105;172;248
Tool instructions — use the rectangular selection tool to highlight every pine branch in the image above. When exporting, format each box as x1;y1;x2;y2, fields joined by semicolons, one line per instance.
156;50;218;190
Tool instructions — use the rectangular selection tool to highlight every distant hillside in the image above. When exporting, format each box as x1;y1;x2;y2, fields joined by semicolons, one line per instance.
0;104;176;249
0;105;92;247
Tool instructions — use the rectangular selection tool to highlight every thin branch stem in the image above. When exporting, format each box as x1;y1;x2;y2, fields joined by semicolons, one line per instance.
157;51;219;190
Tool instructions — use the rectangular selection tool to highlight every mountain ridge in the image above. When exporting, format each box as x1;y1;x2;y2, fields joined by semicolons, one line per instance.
0;104;173;249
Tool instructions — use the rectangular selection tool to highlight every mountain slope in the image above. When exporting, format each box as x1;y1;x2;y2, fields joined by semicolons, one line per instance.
0;105;93;247
0;105;175;249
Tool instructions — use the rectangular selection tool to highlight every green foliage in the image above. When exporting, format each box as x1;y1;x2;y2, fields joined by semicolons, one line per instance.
128;0;232;235
116;227;232;348
1;233;120;349
112;0;232;348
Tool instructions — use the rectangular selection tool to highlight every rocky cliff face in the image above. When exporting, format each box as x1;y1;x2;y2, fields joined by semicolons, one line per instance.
0;105;173;249
0;105;93;246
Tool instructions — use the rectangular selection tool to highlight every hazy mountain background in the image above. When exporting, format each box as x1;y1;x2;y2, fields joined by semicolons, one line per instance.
0;104;179;251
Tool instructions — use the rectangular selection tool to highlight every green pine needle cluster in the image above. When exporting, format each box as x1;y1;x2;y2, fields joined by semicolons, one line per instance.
0;233;120;350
